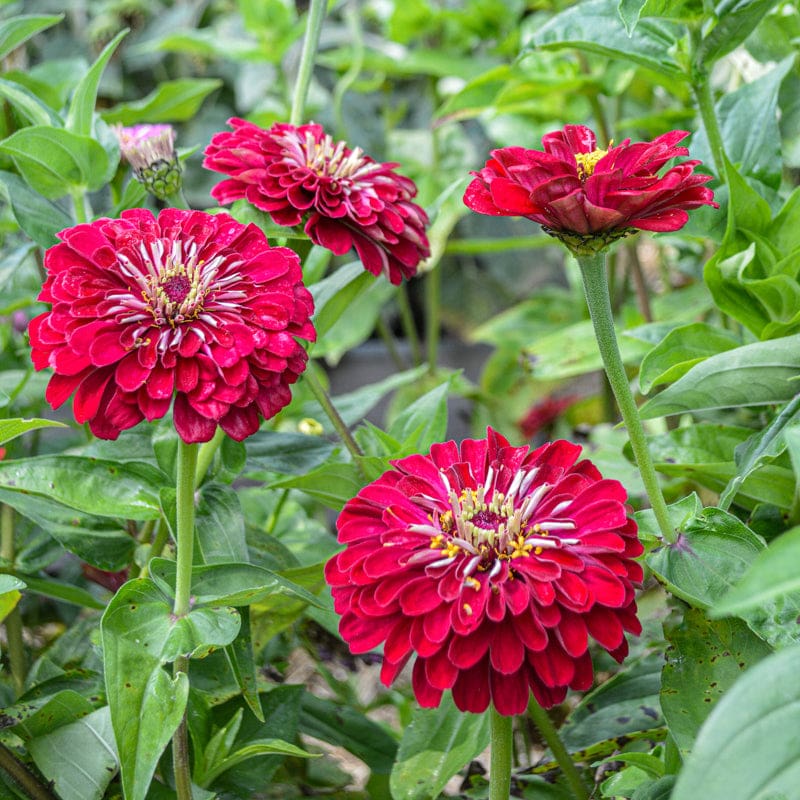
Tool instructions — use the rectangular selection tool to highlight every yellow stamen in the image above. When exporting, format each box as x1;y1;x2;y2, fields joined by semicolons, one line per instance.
575;147;608;180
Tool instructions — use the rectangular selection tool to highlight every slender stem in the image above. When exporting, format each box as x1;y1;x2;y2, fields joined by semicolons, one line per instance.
172;440;198;800
1;505;25;697
577;252;676;544
528;698;590;800
289;0;327;125
0;743;59;800
425;262;441;374
332;0;364;139
627;245;653;323
166;188;191;210
303;367;364;460
693;77;727;181
444;235;551;255
70;189;90;224
489;706;513;800
138;520;167;578
396;283;423;367
374;315;407;371
194;428;225;487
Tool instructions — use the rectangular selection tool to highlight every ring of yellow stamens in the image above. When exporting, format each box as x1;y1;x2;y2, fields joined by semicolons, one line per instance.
575;147;609;180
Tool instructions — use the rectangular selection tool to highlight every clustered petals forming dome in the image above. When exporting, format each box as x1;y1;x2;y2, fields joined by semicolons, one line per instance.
325;429;643;716
29;208;315;443
464;125;717;254
203;119;430;284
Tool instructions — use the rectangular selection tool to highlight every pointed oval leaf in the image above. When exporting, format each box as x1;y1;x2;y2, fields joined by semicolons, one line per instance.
0;14;63;61
671;644;800;800
100;78;222;124
0;417;66;447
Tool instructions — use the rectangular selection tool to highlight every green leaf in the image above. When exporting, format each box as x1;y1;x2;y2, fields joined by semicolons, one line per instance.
617;0;649;34
148;559;325;609
16;574;105;610
528;0;684;78
299;693;398;774
65;29;128;137
714;525;800;616
695;0;783;66
266;461;362;510
661;608;772;756
641;424;796;510
647;507;764;609
11;690;95;741
201;739;317;787
638;334;800;418
244;430;335;475
224;608;264;722
195;483;249;565
101;579;239;800
560;654;664;751
0;418;66;447
0;126;110;199
639;323;740;393
671;644;800;800
0;77;61;126
0;456;166;520
310;261;373;338
100;78;222;124
0;487;135;571
28;706;118;800
390;694;490;800
0;14;63;61
693;58;793;190
388;377;451;451
0;169;73;248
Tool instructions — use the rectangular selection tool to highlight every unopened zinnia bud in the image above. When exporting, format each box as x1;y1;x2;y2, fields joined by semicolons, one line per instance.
114;123;182;201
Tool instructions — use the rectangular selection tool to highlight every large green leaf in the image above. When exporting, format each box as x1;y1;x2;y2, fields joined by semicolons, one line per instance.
714;525;800;617
244;430;335;476
28;706;118;800
527;0;684;78
310;261;373;338
148;559;325;609
266;461;362;510
65;30;127;137
0;169;73;247
647;507;764;609
639;323;740;393
100;78;223;124
299;694;398;774
388;377;451;451
390;694;490;800
0;14;63;61
0;456;166;520
102;579;239;800
671;644;800;800
638;334;800;418
0;126;110;199
695;0;783;66
661;609;772;756
194;483;249;565
0;418;66;447
0;77;60;126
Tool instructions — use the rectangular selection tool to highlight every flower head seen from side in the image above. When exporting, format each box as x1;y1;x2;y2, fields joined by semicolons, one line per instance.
203;119;431;285
29;208;316;443
464;125;718;255
325;429;643;716
114;123;182;201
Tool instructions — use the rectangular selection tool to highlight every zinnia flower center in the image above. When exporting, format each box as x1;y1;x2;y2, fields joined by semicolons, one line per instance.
302;130;372;182
574;147;608;180
423;468;578;573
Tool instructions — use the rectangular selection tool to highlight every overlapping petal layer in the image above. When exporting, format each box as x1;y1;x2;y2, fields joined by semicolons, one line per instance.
326;429;643;715
29;208;315;443
204;119;430;284
464;125;717;252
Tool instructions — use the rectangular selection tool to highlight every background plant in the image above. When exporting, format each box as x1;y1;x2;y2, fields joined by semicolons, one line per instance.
0;1;798;799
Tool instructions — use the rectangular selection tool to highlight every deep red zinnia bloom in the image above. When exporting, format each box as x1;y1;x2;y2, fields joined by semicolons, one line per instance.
464;125;717;254
203;119;430;284
325;429;643;716
29;208;316;443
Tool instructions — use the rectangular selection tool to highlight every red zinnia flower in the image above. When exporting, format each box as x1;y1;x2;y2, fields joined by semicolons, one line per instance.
325;429;643;716
203;119;430;284
29;208;316;443
464;125;717;255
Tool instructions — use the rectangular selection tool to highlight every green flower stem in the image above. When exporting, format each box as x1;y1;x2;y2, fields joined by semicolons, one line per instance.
304;367;364;461
489;706;513;800
194;428;226;487
693;77;727;181
138;520;167;579
166;188;191;210
172;439;199;800
528;698;590;800
0;743;59;800
425;261;441;372
577;252;676;544
289;0;327;126
374;315;407;371
70;189;92;225
397;283;423;367
1;505;26;697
